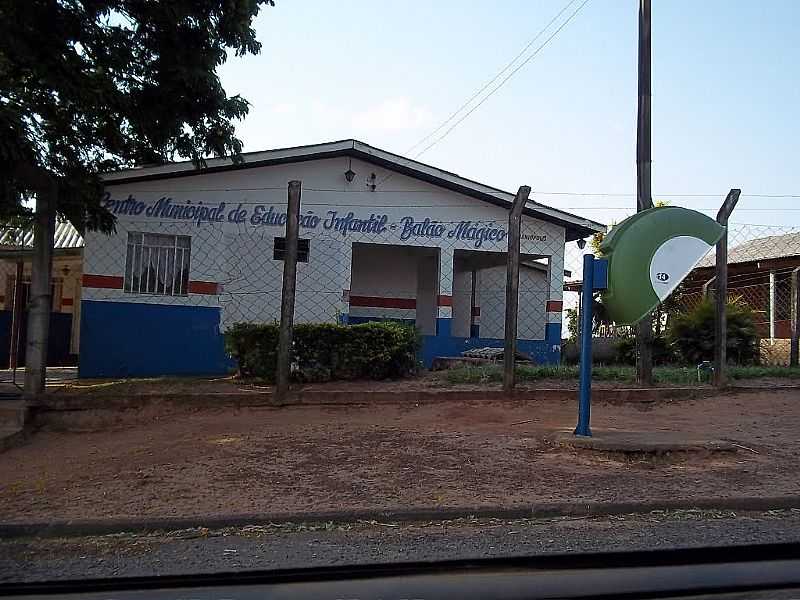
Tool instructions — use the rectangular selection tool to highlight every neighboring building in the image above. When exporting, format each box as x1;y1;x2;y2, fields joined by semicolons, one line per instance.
70;139;603;377
683;231;800;339
0;222;84;367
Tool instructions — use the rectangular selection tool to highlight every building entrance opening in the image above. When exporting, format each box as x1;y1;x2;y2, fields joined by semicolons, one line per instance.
349;243;439;335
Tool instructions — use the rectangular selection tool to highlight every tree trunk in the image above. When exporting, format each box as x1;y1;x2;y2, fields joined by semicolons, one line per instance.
24;184;57;397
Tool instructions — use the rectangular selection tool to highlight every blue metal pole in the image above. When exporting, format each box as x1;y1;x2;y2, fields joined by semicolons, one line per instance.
575;254;595;437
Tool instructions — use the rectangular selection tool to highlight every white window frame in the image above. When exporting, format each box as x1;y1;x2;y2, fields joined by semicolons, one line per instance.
124;232;191;296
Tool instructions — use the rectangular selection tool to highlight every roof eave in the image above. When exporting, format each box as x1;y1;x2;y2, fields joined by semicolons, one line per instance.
101;139;605;240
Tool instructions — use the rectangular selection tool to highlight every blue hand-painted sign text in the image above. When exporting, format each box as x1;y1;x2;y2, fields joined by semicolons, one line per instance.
101;193;517;248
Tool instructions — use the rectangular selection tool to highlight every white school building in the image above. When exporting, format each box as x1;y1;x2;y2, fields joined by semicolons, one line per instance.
78;140;604;377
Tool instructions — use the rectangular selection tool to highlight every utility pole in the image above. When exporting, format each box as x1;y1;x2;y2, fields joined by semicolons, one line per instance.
635;0;654;385
24;185;56;397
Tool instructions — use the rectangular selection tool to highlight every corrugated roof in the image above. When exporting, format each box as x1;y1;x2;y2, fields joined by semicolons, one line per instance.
696;231;800;268
0;221;84;249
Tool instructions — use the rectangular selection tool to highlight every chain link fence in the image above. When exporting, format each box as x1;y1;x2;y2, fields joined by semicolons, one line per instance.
560;221;800;367
83;217;565;341
76;188;570;373
2;202;799;374
677;223;800;365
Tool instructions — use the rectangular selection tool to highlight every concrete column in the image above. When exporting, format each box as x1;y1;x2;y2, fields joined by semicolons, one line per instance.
416;254;437;335
451;257;472;338
470;268;480;338
436;248;454;337
546;250;565;353
338;242;353;324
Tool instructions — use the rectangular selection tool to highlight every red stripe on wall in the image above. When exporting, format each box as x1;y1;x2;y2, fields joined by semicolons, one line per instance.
83;274;124;289
349;295;416;309
187;281;220;295
437;295;452;307
546;300;563;312
61;298;74;306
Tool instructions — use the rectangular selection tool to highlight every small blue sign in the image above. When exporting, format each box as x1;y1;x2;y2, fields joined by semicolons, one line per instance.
592;258;608;290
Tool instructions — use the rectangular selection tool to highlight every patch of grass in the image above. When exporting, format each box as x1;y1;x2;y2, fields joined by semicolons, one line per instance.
443;363;800;386
444;364;641;385
443;365;502;384
593;366;635;382
518;365;580;380
652;367;700;385
729;366;800;380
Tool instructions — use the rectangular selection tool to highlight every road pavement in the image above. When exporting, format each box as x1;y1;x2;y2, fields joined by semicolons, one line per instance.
2;509;800;583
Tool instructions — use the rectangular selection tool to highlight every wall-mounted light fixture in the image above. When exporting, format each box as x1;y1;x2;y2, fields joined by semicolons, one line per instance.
577;238;587;249
367;172;376;192
344;158;356;183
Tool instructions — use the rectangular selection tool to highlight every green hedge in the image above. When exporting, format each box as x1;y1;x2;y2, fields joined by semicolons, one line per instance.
225;321;420;382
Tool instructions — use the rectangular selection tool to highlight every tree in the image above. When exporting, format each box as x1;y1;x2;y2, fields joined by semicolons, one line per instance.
1;0;273;394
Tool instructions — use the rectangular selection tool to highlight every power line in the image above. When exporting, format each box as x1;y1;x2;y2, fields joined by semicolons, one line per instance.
414;0;592;159
534;192;800;198
553;207;800;211
374;0;591;191
405;0;580;156
98;200;800;211
113;185;800;200
158;179;798;204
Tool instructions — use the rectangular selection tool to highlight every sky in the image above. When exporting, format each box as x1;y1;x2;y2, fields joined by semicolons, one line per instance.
218;0;800;230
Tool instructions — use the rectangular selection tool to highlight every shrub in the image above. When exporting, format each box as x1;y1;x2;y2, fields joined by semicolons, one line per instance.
225;321;420;382
613;335;675;365
667;299;758;365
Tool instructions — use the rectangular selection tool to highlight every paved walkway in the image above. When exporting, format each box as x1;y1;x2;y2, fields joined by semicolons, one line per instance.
0;367;78;398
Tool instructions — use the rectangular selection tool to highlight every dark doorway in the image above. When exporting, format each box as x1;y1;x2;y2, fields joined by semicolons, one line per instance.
0;280;74;368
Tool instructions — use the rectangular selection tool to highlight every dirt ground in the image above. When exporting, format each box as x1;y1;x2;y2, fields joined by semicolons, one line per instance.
0;389;798;523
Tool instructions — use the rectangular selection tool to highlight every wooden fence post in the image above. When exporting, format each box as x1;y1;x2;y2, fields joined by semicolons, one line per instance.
702;277;716;300
503;185;531;394
713;188;740;387
275;180;302;405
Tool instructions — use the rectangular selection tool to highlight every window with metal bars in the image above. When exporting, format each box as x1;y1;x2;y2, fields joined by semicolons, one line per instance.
124;232;191;295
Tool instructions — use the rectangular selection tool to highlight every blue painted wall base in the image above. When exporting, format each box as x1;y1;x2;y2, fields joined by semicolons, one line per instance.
421;322;561;367
342;315;561;367
79;301;232;378
79;304;561;378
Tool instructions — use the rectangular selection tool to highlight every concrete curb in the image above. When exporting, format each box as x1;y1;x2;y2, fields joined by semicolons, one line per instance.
34;384;791;412
2;496;799;539
0;427;26;453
